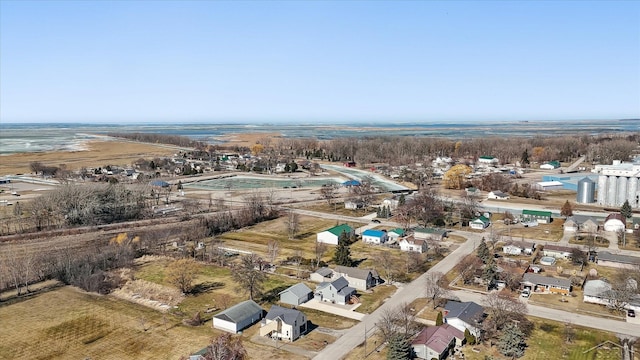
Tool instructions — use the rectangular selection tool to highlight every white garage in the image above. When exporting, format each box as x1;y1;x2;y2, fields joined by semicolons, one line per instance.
213;300;264;333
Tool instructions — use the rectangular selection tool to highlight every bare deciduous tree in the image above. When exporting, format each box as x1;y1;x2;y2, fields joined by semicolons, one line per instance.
285;210;300;239
266;240;280;264
204;333;248;360
313;240;327;269
376;302;420;343
232;254;266;300
375;251;396;284
424;272;449;309
166;258;199;293
483;291;528;331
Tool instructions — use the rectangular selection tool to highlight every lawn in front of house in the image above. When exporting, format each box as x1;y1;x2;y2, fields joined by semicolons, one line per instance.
461;317;622;360
355;285;398;314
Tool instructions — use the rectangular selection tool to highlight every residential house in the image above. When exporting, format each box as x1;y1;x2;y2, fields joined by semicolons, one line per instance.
465;187;480;197
583;279;640;311
487;190;510;200
279;283;313;306
309;267;334;283
543;244;573;259
316;224;354;245
213;300;264;333
596;251;640;270
502;241;536;256
443;300;484;337
361;229;388;245
412;324;465;360
521;273;572;295
522;209;552;224
334;266;382;291
344;200;364;210
563;219;579;233
315;276;356;305
381;197;400;210
469;216;490;230
603;213;626;233
259;305;307;342
399;236;428;253
387;228;406;243
540;160;561;170
414;227;448;240
582;219;599;234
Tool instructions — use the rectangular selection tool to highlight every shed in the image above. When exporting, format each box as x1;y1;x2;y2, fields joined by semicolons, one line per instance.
522;209;552;224
361;229;388;244
279;283;313;306
316;224;354;245
213;300;264;333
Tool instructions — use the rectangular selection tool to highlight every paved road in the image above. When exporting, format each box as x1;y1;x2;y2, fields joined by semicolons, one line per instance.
450;290;640;338
313;234;483;360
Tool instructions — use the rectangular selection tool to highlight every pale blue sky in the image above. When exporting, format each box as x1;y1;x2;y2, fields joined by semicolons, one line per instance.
1;0;639;123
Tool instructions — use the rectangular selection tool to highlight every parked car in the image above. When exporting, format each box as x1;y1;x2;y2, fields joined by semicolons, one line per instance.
371;219;381;223
628;309;636;318
520;289;531;298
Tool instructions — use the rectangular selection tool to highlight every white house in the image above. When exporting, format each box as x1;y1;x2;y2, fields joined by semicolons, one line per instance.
387;228;406;243
478;156;499;165
344;200;364;210
334;266;382;291
542;244;573;259
399;236;428;253
309;267;334;283
316;224;354;245
603;213;625;233
443;300;484;337
583;280;613;306
563;219;579;233
315;276;356;305
502;241;535;256
487;190;510;200
470;216;490;230
540;161;561;170
361;229;388;245
213;300;264;333
260;305;307;342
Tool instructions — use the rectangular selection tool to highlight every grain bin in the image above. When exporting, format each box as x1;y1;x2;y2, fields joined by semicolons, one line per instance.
576;177;595;204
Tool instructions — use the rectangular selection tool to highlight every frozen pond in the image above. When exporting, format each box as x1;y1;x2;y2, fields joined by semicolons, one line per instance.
184;175;345;190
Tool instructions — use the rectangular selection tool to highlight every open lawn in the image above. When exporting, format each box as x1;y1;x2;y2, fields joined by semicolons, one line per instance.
493;220;564;242
355;285;398;314
462;317;622;360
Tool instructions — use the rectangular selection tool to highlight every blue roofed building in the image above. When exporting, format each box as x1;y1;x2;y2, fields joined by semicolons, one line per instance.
362;229;388;244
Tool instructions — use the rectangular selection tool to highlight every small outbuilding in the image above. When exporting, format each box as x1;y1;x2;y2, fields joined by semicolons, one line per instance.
279;283;313;306
316;224;354;245
603;213;625;233
213;300;264;333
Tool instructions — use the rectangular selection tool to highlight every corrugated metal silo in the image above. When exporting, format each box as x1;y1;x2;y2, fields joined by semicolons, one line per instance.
576;177;595;204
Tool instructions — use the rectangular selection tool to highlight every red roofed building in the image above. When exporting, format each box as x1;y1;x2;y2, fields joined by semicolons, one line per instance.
412;324;465;359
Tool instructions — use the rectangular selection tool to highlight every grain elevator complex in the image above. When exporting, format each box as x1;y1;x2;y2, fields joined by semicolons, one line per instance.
594;160;640;208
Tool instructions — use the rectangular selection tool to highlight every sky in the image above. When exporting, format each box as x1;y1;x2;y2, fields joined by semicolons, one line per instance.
1;0;639;124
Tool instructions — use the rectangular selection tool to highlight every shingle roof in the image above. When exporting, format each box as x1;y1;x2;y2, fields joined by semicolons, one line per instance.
335;266;379;281
279;283;312;298
414;227;446;235
583;279;612;297
544;244;573;253
325;224;353;236
389;228;406;236
597;252;640;265
214;300;263;323
330;276;349;291
522;273;571;288
314;267;333;277
412;324;464;354
444;301;484;324
265;305;304;325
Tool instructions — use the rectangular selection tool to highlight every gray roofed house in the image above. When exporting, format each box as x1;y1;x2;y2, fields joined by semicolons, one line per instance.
259;305;308;341
279;283;313;306
597;252;640;269
521;273;572;294
316;276;357;305
213;299;264;333
309;267;334;283
334;266;382;291
443;300;484;337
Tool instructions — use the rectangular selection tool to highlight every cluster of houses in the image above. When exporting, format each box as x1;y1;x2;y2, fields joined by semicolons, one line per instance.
316;223;447;254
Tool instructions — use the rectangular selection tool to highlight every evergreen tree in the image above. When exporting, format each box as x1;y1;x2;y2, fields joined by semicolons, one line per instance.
520;149;530;167
560;200;573;218
333;231;353;266
386;334;412;360
477;237;490;263
399;194;406;206
464;328;476;345
436;311;443;326
498;323;527;359
482;257;498;289
177;180;183;190
621;200;633;220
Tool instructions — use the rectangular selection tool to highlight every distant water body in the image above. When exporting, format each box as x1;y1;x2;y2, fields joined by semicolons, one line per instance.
0;120;637;155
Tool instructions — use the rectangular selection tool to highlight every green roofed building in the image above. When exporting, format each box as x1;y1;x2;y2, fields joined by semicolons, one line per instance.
317;224;354;245
522;209;552;224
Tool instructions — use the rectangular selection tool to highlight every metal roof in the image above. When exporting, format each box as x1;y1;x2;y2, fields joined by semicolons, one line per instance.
213;299;263;323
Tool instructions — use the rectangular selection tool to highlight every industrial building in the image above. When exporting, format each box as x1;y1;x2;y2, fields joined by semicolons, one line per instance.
593;160;640;208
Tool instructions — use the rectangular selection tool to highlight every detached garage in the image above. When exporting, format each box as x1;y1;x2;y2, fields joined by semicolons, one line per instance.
213;300;264;333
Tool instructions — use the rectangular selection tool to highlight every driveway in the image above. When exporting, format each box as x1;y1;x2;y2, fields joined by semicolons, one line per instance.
299;298;366;321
